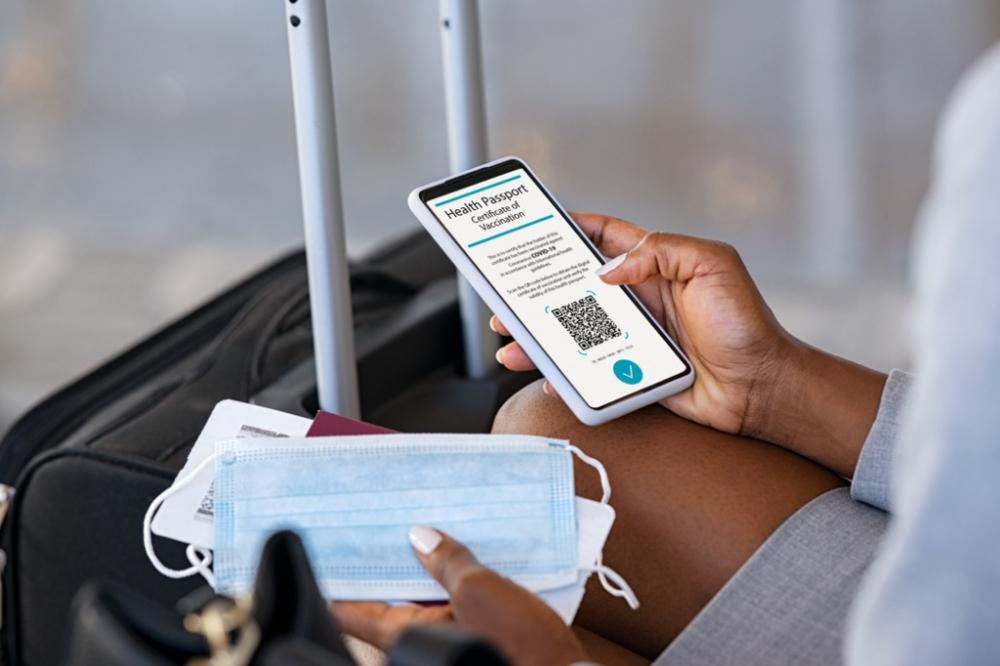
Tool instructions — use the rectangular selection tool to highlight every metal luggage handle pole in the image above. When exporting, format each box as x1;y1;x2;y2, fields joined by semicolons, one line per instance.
284;0;496;415
284;0;360;418
439;0;500;379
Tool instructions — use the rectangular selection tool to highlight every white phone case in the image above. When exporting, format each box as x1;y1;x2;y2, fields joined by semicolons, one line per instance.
408;156;694;425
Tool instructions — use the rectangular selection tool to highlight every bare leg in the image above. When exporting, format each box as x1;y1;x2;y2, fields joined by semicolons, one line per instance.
573;627;649;666
492;380;845;660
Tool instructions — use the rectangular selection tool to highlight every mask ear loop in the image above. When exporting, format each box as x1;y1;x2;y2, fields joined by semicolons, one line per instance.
567;444;611;504
142;452;220;588
566;443;639;609
583;563;640;610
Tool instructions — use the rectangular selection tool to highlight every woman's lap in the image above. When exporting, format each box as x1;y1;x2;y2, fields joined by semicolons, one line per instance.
491;380;873;661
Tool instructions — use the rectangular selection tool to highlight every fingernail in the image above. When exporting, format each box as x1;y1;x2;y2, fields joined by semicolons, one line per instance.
409;526;443;555
542;381;554;397
596;253;627;276
488;316;498;333
495;347;505;365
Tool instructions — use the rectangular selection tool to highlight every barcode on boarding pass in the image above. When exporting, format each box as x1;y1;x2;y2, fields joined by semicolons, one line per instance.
193;424;290;519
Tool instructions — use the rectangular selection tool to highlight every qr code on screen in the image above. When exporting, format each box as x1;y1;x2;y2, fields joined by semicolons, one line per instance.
551;295;622;350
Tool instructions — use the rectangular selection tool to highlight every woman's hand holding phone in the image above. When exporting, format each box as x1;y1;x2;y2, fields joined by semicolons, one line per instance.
494;212;887;477
494;212;794;437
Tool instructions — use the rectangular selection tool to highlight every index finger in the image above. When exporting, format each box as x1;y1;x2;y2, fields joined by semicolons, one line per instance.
410;527;486;593
569;212;648;258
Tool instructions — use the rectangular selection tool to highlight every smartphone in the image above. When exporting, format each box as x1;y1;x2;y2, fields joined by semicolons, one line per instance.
408;156;693;425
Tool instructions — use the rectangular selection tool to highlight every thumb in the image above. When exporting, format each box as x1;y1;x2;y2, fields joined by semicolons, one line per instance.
594;232;657;285
596;231;738;285
409;526;485;593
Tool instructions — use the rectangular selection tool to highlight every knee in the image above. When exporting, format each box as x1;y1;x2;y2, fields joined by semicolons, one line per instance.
492;379;578;436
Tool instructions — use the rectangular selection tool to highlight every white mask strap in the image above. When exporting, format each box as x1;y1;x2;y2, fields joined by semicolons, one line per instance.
585;558;640;610
185;545;216;589
566;444;637;608
142;452;220;588
567;444;611;504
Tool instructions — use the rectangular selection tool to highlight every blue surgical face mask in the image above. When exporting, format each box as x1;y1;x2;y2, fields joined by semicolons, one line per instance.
214;434;579;599
143;434;629;605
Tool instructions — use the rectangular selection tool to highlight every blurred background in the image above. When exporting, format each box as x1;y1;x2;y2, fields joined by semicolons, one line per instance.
1;1;998;433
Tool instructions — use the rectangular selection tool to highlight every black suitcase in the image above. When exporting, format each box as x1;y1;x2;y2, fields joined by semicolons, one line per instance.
0;232;534;665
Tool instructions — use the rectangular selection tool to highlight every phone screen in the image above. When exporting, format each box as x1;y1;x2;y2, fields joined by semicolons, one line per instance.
422;160;690;409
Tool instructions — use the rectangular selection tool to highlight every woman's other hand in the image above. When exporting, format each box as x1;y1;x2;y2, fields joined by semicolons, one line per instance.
331;527;589;666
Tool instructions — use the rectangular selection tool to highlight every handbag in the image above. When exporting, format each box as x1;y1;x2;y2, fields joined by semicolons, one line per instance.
61;531;508;666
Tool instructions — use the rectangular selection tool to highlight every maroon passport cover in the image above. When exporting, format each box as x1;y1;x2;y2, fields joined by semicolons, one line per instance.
306;411;396;437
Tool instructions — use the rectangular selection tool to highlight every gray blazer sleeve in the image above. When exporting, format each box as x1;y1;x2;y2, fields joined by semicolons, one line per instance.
849;369;913;513
847;44;1000;665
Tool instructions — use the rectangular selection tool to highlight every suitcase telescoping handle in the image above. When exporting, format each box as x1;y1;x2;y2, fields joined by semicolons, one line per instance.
285;0;360;418
285;1;500;418
438;0;501;379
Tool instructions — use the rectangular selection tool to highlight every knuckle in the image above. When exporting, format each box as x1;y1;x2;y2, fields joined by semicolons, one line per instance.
429;554;458;583
429;556;452;582
647;231;680;258
450;567;495;605
710;240;741;261
634;231;654;251
635;230;658;251
442;537;472;561
432;538;472;574
718;240;739;256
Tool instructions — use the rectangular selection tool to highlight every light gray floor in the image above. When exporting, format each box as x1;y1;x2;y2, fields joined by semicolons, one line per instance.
1;1;997;433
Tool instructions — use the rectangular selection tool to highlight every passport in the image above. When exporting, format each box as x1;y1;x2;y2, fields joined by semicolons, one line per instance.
307;411;396;436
